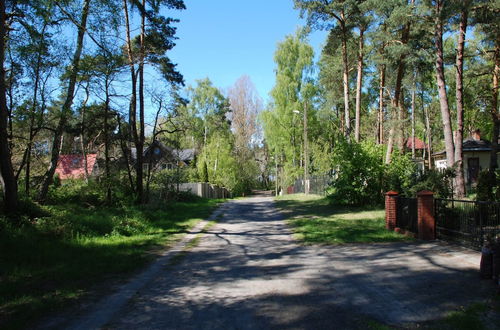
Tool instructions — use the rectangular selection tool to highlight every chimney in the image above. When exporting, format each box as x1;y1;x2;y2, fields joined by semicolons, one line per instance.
472;129;481;141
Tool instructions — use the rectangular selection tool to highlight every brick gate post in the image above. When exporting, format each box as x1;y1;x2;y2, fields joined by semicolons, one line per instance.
417;190;435;240
385;191;399;231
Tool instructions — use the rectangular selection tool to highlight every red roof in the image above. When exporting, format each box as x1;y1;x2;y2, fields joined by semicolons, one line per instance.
405;137;427;150
55;154;97;180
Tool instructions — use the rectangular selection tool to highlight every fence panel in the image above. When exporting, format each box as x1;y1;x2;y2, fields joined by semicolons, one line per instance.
435;199;500;250
396;197;418;234
291;175;331;196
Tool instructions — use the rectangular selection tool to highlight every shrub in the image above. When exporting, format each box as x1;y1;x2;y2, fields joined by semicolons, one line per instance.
329;141;384;206
408;168;455;199
476;169;500;202
383;152;418;196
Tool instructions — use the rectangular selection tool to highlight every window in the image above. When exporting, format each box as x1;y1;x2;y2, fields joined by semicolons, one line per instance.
143;163;149;172
167;163;173;170
161;164;167;170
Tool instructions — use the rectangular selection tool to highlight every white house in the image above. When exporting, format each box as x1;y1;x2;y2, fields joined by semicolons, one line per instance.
433;130;499;187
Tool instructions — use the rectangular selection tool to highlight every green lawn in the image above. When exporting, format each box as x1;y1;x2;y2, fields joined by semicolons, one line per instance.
0;199;221;329
275;194;413;245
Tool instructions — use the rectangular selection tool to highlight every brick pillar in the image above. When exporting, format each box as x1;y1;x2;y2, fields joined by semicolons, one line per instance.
417;190;435;240
385;191;399;230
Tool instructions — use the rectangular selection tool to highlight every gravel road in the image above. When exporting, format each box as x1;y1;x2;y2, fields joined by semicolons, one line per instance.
64;196;495;329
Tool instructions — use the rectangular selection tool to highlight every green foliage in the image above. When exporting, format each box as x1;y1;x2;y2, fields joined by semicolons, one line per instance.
46;179;105;206
0;196;220;328
407;168;456;199
262;29;316;189
476;169;500;202
329;140;385;206
383;152;418;196
195;134;257;196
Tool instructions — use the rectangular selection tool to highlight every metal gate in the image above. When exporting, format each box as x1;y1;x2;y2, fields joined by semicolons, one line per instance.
435;199;500;250
396;197;418;234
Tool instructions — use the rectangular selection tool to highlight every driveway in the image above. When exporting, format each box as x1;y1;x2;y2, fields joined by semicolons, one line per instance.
68;196;495;329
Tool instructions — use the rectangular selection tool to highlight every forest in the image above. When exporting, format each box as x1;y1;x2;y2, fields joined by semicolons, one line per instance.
0;0;498;217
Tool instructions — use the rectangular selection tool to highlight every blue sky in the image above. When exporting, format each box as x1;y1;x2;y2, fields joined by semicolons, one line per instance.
168;0;327;104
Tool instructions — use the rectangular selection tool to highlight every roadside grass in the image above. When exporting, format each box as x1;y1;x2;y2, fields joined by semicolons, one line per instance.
275;194;412;245
0;199;221;329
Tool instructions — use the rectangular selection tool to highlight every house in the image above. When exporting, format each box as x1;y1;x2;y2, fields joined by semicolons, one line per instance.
433;130;500;187
405;137;428;171
55;154;98;180
142;140;195;172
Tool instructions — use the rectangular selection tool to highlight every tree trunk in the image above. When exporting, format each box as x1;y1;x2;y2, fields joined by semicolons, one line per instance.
411;74;416;159
135;0;146;204
340;15;350;139
490;34;499;170
104;79;112;204
424;105;433;170
385;16;410;163
434;0;455;172
454;6;468;197
80;87;91;183
354;26;365;142
0;0;18;214
38;0;91;202
378;64;386;145
123;0;140;203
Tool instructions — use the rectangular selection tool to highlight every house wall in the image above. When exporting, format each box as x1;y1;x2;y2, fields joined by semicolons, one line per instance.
433;151;499;183
463;151;499;183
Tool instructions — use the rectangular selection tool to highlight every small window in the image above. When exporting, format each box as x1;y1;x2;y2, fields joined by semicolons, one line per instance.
143;163;149;172
161;164;167;170
167;163;173;170
154;147;161;155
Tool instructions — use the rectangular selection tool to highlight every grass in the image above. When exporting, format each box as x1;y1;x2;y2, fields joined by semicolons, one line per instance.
275;194;413;245
0;198;222;329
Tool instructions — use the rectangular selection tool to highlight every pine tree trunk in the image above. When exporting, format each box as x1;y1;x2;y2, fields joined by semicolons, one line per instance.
434;0;455;172
354;26;365;142
340;14;350;139
123;0;140;202
135;0;147;204
411;74;416;159
0;0;18;214
385;16;410;163
378;64;385;145
38;0;91;202
454;7;468;197
490;34;499;170
104;79;112;204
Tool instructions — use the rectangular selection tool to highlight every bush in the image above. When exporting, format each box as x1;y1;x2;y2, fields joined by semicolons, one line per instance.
46;179;105;206
329;141;384;206
477;169;500;202
383;152;418;196
408;168;455;199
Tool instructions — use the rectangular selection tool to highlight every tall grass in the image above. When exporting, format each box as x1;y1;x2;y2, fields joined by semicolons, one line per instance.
0;191;221;329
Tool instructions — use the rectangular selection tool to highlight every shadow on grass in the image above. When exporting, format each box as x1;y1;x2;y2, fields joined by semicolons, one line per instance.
275;194;412;245
0;199;221;329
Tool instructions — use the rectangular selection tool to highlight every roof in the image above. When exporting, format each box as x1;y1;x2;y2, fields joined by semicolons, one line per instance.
173;149;195;161
462;138;492;152
142;140;196;162
55;154;97;179
432;138;497;157
405;137;427;150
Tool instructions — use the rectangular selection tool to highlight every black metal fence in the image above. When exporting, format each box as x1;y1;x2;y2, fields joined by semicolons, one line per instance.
435;199;500;250
396;197;418;234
